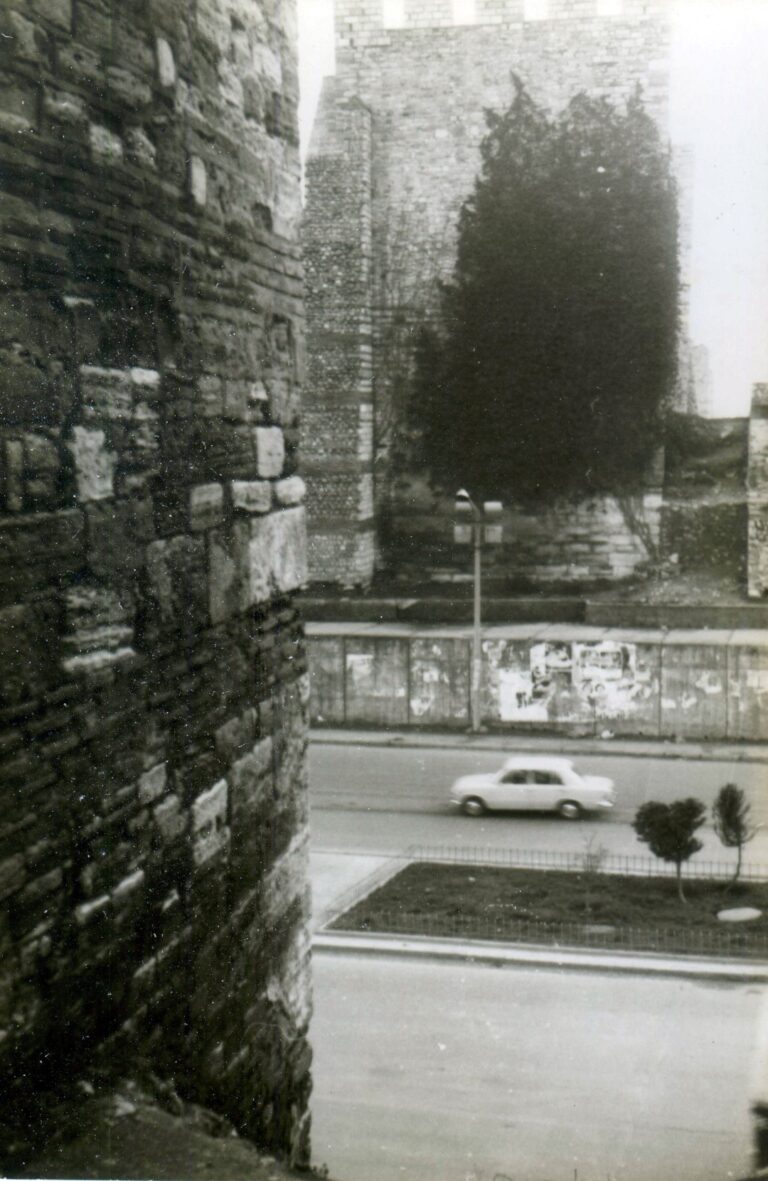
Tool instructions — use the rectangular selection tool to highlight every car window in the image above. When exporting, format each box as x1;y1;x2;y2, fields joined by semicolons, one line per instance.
532;771;563;785
501;770;527;784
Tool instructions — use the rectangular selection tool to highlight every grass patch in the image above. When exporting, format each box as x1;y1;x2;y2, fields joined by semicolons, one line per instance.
332;863;768;958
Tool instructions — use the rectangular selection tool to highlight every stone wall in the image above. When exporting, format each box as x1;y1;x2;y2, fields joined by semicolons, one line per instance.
389;475;663;585
0;0;311;1165
748;384;768;597
303;0;671;586
302;81;376;587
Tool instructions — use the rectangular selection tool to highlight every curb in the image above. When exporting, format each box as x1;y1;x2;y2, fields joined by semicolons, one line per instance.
310;729;768;764
312;929;768;982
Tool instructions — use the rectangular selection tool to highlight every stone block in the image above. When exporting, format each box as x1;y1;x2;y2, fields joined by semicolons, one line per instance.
89;123;124;165
0;855;26;902
231;480;271;514
7;11;41;61
32;0;72;29
229;737;274;806
43;88;86;124
0;84;37;134
189;156;207;207
156;37;176;88
214;710;258;762
275;476;305;507
112;868;145;905
190;483;224;532
244;508;307;605
153;795;186;844
68;426;116;502
125;127;157;169
255;427;285;478
146;535;208;628
191;779;230;867
3;440;24;511
138;763;167;804
106;67;152;109
270;507;309;595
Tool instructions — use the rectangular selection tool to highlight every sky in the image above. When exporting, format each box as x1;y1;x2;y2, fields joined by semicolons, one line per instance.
296;0;768;417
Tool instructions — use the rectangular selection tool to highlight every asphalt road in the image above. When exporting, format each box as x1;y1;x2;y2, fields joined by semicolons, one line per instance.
311;951;763;1181
309;743;768;862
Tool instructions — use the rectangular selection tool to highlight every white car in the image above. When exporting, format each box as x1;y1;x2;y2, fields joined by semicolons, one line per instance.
449;756;615;820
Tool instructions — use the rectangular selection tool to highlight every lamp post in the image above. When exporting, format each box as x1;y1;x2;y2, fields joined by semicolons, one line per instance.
454;490;503;733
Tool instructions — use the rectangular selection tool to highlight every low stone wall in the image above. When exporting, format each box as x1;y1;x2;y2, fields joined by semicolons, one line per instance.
308;623;768;741
387;478;662;585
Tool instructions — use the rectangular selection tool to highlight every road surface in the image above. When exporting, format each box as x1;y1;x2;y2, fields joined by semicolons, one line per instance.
309;743;768;863
311;951;763;1181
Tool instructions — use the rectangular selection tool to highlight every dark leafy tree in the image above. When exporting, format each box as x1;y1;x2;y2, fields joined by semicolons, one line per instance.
419;76;679;504
712;783;758;889
633;798;706;904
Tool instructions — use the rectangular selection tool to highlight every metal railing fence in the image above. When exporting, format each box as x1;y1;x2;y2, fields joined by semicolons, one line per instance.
335;908;768;960
406;844;768;881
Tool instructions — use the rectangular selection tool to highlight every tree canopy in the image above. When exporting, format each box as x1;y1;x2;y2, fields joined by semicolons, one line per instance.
418;77;679;503
633;798;705;902
712;783;758;887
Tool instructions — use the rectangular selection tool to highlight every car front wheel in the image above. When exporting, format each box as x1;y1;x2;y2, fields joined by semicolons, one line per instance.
556;800;583;820
462;796;486;817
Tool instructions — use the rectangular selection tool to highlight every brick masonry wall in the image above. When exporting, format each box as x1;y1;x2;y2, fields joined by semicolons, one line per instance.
302;81;376;586
748;384;768;598
0;0;312;1165
304;0;671;587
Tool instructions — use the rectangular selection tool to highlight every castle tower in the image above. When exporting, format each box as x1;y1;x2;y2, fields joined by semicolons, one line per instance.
303;0;673;586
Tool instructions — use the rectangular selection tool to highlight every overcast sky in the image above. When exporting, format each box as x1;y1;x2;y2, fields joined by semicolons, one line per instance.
297;0;768;417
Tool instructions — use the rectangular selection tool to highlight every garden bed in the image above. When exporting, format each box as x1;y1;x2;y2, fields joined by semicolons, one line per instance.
331;863;768;959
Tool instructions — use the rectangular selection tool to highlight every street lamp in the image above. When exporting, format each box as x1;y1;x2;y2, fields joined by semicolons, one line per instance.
454;490;503;733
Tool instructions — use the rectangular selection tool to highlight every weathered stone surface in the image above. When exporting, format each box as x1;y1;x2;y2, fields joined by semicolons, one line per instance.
255;427;285;479
156;36;176;88
68;426;116;502
245;508;308;605
138;764;167;805
89;123;124;165
191;779;230;867
275;476;306;507
190;483;224;532
231;480;271;514
189;155;207;207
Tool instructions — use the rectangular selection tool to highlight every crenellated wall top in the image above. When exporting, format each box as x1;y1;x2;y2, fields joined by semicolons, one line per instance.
335;0;669;41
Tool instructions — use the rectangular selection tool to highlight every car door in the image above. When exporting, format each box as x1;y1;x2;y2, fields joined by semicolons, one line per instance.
528;769;565;810
495;768;529;810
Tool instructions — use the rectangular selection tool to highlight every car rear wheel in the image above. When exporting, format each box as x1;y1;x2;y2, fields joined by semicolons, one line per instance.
462;796;486;817
557;800;583;821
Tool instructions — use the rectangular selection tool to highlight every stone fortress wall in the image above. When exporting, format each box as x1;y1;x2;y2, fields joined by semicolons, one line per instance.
303;0;673;587
0;0;312;1164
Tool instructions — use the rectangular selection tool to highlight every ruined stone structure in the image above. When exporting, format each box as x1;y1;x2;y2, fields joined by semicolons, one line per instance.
0;0;312;1164
748;384;768;597
303;0;672;587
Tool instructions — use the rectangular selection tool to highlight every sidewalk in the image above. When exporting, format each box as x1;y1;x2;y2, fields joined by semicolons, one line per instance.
311;726;768;763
